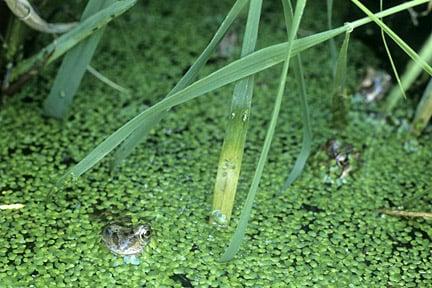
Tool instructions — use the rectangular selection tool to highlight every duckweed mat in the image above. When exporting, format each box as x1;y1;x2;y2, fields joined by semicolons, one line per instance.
1;1;431;287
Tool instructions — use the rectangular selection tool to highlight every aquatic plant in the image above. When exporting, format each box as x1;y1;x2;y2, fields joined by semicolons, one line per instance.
330;27;351;130
210;0;262;226
1;0;136;96
386;33;432;110
412;78;432;135
60;0;431;260
43;0;124;119
1;0;431;262
1;2;432;285
4;0;77;33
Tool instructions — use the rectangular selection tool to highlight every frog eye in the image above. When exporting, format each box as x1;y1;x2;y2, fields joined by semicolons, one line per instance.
142;229;151;238
107;225;120;233
136;226;151;239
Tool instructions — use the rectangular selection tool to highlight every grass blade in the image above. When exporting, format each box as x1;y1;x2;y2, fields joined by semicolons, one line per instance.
211;0;262;225
59;0;428;183
331;29;351;130
10;0;137;83
220;0;307;262
350;0;429;28
111;113;163;170
43;0;117;119
87;65;130;94
411;78;432;136
170;0;249;95
351;0;432;76
113;0;250;167
59;27;345;184
326;0;337;73
384;33;432;113
280;0;312;192
379;0;406;101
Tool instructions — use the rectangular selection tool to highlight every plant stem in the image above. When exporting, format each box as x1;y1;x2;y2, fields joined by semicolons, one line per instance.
411;78;432;136
4;18;26;63
380;209;432;218
331;31;350;131
326;0;337;74
211;0;262;225
113;0;249;168
1;16;27;92
60;0;430;183
279;0;312;192
220;0;306;262
4;0;76;34
8;0;137;85
384;32;432;114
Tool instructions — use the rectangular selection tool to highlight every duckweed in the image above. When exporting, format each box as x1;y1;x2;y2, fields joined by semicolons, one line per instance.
0;0;431;286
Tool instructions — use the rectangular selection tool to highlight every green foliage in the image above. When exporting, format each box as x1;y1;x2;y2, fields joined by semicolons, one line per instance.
60;0;429;184
9;0;137;84
221;0;307;261
351;0;432;76
113;0;250;168
331;29;351;130
280;0;312;192
59;26;347;184
52;0;430;263
385;32;432;114
1;0;432;284
43;0;117;119
1;1;431;286
211;0;262;224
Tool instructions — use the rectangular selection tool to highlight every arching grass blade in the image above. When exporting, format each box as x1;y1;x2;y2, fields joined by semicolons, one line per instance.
113;0;250;167
384;33;432;113
351;0;432;76
59;0;428;183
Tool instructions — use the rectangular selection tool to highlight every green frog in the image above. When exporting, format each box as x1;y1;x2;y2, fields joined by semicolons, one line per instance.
101;223;151;265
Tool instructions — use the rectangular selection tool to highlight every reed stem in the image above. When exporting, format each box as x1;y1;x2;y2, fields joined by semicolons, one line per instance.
211;0;262;225
384;32;432;114
331;31;351;131
380;209;432;218
1;16;26;91
411;78;432;136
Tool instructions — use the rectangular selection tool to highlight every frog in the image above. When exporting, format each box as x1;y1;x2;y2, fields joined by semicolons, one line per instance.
101;223;151;265
358;67;392;103
321;139;360;186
